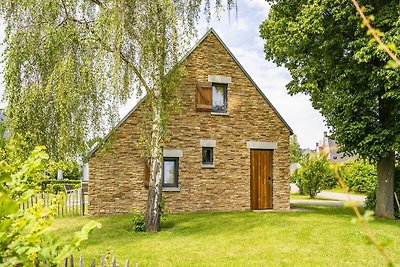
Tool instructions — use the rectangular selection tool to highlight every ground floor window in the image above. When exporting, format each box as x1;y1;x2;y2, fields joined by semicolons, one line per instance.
163;157;179;187
202;147;213;165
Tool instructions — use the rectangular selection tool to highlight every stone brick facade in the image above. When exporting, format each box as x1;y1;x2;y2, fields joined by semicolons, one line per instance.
88;29;292;215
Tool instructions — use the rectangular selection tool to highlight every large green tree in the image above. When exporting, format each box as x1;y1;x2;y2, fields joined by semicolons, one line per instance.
260;0;400;218
0;0;235;231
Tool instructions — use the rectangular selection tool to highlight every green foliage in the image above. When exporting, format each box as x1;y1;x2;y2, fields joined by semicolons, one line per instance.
365;166;400;219
0;0;235;162
0;133;38;168
131;213;146;232
261;0;400;218
0;146;100;266
292;153;337;198
340;160;377;194
40;180;81;194
289;134;302;164
46;160;82;180
260;1;400;162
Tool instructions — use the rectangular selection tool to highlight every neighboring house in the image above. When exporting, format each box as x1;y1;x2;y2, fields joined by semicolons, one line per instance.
88;29;293;215
316;132;356;163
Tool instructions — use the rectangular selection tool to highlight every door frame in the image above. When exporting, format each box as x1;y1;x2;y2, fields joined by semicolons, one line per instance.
250;149;273;210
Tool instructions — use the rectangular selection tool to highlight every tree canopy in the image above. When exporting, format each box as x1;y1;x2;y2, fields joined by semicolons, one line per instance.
0;0;211;160
0;0;237;231
261;0;400;218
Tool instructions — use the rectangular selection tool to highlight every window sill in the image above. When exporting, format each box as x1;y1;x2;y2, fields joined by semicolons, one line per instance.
201;164;215;169
162;187;180;192
211;112;229;116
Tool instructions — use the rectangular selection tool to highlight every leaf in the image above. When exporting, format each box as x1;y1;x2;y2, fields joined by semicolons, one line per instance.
363;210;375;222
72;221;102;247
0;193;19;217
384;60;400;69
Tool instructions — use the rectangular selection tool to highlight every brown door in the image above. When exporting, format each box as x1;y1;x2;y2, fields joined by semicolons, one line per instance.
250;149;273;209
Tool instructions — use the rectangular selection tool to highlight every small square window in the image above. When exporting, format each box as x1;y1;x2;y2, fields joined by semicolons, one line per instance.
202;147;213;165
212;83;227;113
163;157;179;187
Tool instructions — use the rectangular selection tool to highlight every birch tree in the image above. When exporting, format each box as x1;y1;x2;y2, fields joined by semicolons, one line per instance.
0;0;235;231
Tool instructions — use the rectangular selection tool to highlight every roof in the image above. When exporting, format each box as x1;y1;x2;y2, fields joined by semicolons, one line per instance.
88;28;293;159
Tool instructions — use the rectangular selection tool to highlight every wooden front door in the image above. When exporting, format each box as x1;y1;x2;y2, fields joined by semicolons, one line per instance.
250;149;273;209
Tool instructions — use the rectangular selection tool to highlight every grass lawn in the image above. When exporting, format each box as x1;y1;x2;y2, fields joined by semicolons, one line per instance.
53;206;400;266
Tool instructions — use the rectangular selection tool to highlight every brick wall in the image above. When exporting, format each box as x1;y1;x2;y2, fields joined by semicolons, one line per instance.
88;31;291;215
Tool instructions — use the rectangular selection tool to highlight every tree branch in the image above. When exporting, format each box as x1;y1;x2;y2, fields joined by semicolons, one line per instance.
88;0;105;9
335;168;395;266
59;0;151;94
351;0;400;66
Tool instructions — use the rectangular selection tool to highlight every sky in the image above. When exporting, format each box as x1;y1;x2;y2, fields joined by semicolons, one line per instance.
0;0;328;149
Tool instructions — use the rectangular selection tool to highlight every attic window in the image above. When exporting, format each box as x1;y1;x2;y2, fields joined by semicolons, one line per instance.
212;84;227;113
196;81;227;113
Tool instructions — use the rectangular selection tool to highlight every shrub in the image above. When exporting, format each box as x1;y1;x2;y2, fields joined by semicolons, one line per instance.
40;179;81;194
131;213;146;232
340;160;377;194
291;153;337;198
0;146;100;266
46;160;82;180
131;198;168;232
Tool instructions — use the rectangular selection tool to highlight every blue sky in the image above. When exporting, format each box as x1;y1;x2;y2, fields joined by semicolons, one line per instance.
0;0;328;149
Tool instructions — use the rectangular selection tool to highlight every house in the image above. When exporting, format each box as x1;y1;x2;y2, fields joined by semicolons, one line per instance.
88;29;293;214
316;132;356;163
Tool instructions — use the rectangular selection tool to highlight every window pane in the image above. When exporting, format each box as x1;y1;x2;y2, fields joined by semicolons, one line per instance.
202;147;213;164
212;84;226;112
163;161;175;185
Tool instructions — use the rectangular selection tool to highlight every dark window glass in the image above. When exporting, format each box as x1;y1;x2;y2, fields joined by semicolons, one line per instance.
212;84;227;113
202;147;213;165
163;158;179;187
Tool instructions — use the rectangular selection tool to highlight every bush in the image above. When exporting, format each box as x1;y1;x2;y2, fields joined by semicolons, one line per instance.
131;213;146;232
0;146;100;266
291;153;337;198
340;160;377;194
131;198;168;232
365;166;400;219
40;179;81;193
46;160;82;180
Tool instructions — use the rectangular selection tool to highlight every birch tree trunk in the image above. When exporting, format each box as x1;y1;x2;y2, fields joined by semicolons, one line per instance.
145;91;164;232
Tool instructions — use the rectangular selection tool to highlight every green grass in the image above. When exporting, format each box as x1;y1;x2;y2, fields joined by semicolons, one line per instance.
53;206;400;266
